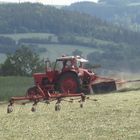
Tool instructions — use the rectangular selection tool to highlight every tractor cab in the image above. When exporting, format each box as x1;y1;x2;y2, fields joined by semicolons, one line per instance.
53;55;88;72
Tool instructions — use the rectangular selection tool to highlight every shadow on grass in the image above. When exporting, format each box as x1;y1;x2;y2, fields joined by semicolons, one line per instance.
90;87;140;95
117;87;140;93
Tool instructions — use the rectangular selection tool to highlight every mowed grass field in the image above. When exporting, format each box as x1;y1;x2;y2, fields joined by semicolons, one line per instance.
0;76;140;140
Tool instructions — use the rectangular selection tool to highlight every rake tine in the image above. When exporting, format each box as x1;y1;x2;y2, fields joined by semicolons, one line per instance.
61;98;74;103
86;97;98;101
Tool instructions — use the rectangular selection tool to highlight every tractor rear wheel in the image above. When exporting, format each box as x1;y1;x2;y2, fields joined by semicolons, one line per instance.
56;72;81;93
26;86;39;97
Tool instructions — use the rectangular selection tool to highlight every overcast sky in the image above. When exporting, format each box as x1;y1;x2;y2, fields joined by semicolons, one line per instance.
0;0;98;5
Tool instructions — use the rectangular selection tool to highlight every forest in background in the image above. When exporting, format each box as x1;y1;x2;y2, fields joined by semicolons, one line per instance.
0;2;140;74
64;0;140;31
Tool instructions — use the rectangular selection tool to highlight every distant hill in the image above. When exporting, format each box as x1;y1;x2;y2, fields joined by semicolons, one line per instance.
0;3;140;73
0;3;139;45
0;3;104;35
64;0;140;31
98;0;140;5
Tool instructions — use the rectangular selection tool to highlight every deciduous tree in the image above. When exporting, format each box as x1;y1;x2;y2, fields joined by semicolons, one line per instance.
1;46;44;76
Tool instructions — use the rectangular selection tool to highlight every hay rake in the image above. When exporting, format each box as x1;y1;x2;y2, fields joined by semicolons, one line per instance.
7;84;88;113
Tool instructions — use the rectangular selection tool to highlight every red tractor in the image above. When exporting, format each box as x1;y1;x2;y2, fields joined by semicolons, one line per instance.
7;55;117;113
29;55;116;96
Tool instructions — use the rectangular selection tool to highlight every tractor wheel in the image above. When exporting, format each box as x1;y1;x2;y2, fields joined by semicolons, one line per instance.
26;86;39;97
56;72;81;93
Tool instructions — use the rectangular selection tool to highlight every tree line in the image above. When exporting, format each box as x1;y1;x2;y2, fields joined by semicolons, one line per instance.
65;0;140;31
0;3;140;46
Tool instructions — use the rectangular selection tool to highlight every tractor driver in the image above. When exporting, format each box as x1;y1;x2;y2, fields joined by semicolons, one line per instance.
62;60;73;69
62;60;67;69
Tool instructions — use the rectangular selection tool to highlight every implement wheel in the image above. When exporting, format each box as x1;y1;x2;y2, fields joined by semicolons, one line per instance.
55;104;61;111
7;105;13;113
57;72;81;93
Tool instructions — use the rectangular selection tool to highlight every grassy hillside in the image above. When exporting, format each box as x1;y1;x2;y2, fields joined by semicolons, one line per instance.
38;44;98;61
0;33;99;61
1;33;57;42
0;43;98;63
0;92;140;139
